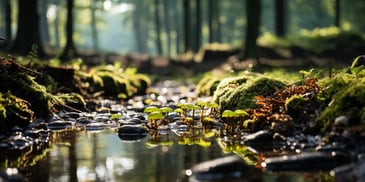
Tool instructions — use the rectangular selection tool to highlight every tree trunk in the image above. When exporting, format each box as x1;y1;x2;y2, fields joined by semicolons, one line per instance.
40;0;50;47
54;6;61;49
275;0;286;37
163;0;171;56
207;0;214;43
9;0;46;58
60;0;77;61
193;0;201;52
4;0;11;45
133;2;143;53
154;0;163;55
207;0;220;43
183;0;191;52
91;0;99;51
240;0;261;62
334;0;340;27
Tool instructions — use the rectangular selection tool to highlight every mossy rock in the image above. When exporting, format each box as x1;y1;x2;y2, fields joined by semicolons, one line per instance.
0;73;55;117
0;91;34;130
127;74;151;96
97;71;130;98
318;79;365;130
215;76;285;112
196;75;222;96
285;95;310;120
213;75;253;105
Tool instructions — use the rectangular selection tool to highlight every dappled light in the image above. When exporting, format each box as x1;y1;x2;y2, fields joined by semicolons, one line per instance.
0;0;365;181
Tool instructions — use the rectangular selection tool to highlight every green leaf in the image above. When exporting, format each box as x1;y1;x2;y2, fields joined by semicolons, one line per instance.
148;111;164;120
234;109;248;117
222;110;238;118
160;107;173;113
144;106;160;113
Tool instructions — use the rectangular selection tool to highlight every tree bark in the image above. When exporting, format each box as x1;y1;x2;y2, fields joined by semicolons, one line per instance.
240;0;261;62
154;0;163;55
334;0;340;27
60;0;77;61
275;0;286;37
4;0;11;45
9;0;46;58
183;0;191;52
193;0;201;52
91;0;99;51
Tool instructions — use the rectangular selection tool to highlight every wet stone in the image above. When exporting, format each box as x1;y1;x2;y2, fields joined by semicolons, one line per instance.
86;122;105;131
47;120;72;130
0;168;24;182
126;118;144;125
76;117;92;125
332;159;365;182
263;151;350;171
187;155;253;181
118;125;148;141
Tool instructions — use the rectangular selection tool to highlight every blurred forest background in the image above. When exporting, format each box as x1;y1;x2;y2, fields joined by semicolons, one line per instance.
0;0;364;63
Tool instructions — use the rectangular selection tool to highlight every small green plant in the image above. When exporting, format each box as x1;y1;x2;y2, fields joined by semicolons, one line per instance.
221;110;239;133
147;111;164;129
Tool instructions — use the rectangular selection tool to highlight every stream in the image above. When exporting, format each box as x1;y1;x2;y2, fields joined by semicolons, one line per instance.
1;80;359;182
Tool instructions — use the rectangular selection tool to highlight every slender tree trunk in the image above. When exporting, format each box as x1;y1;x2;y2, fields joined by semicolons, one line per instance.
60;0;77;61
9;0;46;57
163;0;171;56
154;0;163;55
172;0;181;54
183;0;191;52
240;0;261;62
54;7;60;49
334;0;340;27
40;0;50;47
207;0;220;43
207;0;213;43
275;0;286;36
133;2;143;53
4;0;11;45
194;0;201;52
91;0;99;51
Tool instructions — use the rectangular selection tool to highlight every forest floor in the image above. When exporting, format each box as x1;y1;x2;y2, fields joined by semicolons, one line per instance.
77;46;354;82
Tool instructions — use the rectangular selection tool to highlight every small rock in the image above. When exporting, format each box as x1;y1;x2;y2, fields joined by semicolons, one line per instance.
331;159;365;182
263;151;350;171
118;125;148;141
187;155;253;181
86;122;105;131
47;120;72;130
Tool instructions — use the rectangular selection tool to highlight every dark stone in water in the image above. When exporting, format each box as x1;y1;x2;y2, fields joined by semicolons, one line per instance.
244;130;273;145
263;151;350;171
86;122;105;131
332;159;365;182
47;120;72;130
187;155;254;181
76;117;91;125
118;125;148;141
0;168;24;182
126;118;144;124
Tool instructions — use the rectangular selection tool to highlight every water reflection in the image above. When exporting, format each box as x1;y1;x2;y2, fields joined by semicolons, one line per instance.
12;128;332;182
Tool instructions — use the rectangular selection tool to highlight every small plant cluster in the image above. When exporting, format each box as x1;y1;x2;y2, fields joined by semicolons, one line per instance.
143;102;219;130
220;77;322;135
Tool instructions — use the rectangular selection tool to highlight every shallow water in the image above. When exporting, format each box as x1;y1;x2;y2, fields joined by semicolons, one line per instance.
14;128;332;182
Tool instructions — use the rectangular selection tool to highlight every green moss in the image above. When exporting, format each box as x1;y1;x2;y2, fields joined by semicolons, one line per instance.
213;75;252;108
215;76;285;112
196;75;222;96
318;79;365;130
97;71;130;98
285;95;310;119
0;91;34;129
